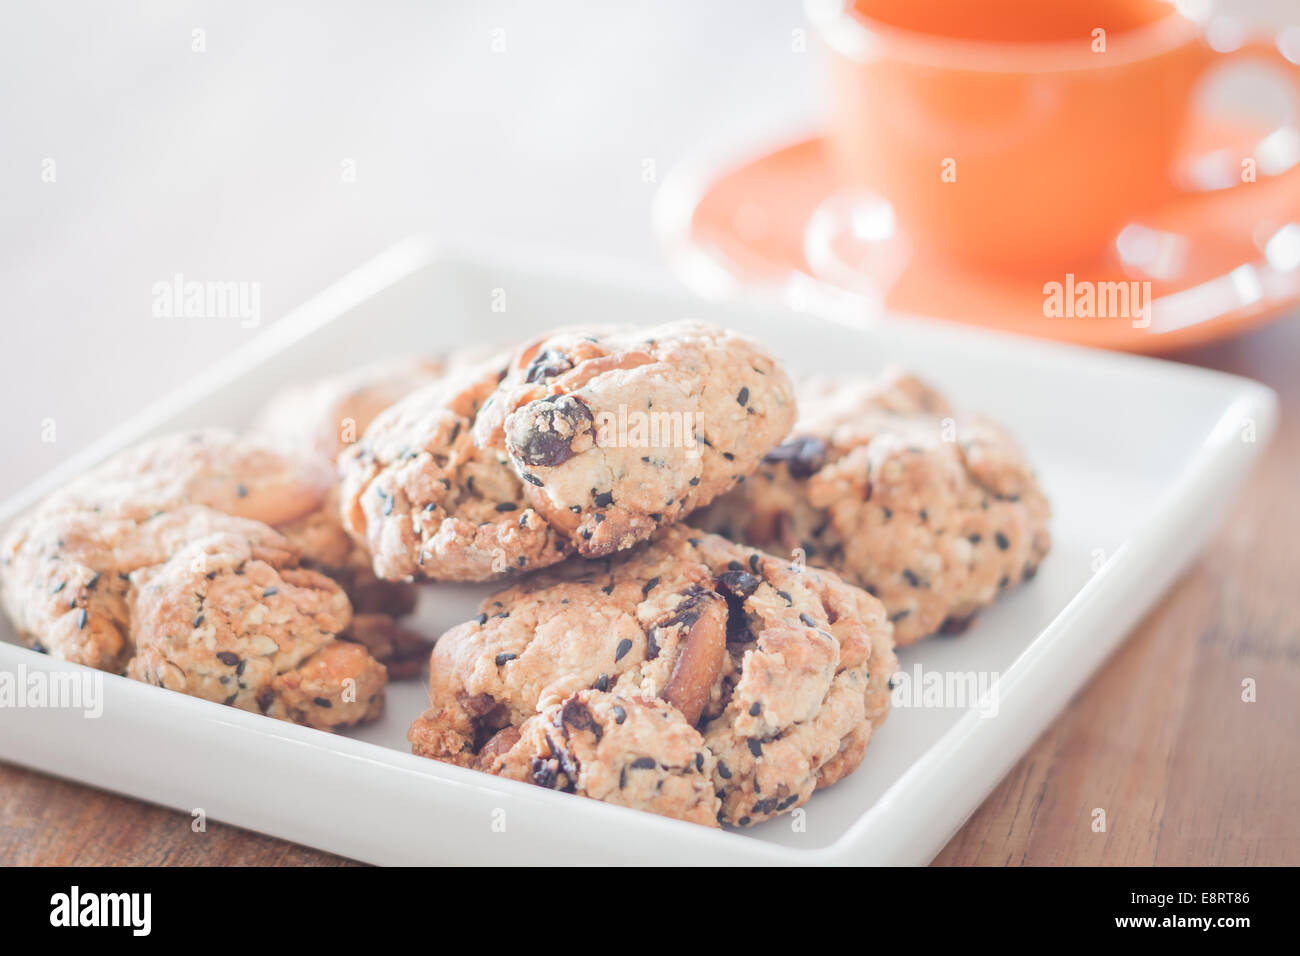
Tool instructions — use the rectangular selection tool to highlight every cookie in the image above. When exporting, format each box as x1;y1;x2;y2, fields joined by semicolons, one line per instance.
340;357;565;581
127;529;385;729
32;428;334;529
342;322;796;583
408;524;895;826
696;370;1051;645
1;505;292;673
252;357;448;459
21;428;428;673
493;690;721;827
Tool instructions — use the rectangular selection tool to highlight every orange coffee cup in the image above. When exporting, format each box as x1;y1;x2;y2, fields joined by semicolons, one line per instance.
808;0;1300;272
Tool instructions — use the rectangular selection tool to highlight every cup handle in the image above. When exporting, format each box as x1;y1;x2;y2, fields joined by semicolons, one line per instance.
1174;29;1300;193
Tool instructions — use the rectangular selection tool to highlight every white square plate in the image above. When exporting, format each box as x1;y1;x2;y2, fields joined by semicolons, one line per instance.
0;238;1277;865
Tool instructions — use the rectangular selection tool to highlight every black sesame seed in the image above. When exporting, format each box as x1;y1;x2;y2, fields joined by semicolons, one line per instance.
236;484;247;498
748;554;760;573
193;614;205;627
262;587;278;598
594;490;614;507
689;477;700;486
495;652;517;666
798;612;816;627
476;613;488;625
777;589;792;604
613;705;627;724
717;760;732;779
217;651;239;666
631;757;656;770
522;473;544;487
51;581;66;595
902;568;921;587
76;609;87;629
749;702;762;716
642;576;660;596
968;533;982;544
495;501;517;512
313;697;332;708
747;739;763;758
614;638;633;662
737;387;749;406
594;673;608;692
995;532;1010;550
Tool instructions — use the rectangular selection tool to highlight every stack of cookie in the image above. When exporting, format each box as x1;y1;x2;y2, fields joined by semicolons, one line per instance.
0;364;441;730
0;320;1050;830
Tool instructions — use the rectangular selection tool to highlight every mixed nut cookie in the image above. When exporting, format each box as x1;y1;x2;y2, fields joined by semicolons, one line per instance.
30;428;335;528
342;322;796;583
253;356;449;459
0;503;388;730
339;357;566;582
494;690;721;827
696;370;1051;645
127;528;385;729
1;505;291;672
408;525;895;827
24;428;427;674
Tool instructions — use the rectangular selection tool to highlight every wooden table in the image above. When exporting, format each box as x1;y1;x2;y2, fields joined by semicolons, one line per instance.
3;317;1297;866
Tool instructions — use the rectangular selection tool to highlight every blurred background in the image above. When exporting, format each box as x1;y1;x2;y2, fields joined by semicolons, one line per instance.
1;0;1296;495
3;0;1298;868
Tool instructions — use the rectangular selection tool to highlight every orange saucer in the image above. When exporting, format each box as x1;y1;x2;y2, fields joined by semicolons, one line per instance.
654;125;1300;353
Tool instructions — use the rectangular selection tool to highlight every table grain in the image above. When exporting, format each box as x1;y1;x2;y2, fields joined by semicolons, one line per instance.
2;317;1297;867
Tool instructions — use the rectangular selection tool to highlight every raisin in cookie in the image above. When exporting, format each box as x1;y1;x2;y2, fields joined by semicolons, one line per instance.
696;370;1051;645
342;323;796;583
408;525;895;827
